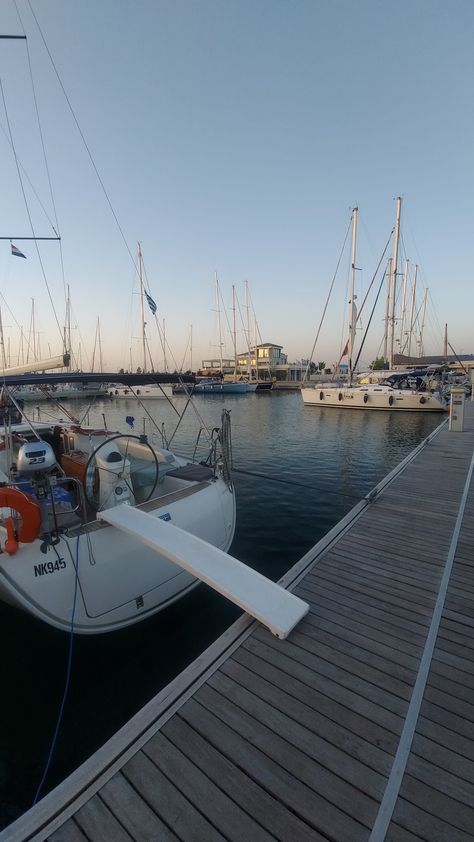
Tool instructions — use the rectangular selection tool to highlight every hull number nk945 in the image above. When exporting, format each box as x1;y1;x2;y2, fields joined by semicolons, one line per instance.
34;558;66;577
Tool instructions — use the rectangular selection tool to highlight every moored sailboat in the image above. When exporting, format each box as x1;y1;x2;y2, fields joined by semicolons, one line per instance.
0;373;237;633
301;201;446;412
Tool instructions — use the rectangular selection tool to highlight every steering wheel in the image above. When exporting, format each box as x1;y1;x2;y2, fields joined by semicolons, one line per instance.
83;434;159;510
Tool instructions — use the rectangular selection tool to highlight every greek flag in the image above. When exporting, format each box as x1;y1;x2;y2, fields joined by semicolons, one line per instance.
145;290;157;315
11;242;26;259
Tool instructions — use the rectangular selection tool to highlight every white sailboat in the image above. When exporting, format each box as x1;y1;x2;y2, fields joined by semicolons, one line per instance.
0;381;236;633
301;201;446;413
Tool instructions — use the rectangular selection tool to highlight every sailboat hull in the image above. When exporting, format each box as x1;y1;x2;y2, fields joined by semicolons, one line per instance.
301;385;446;411
0;478;235;634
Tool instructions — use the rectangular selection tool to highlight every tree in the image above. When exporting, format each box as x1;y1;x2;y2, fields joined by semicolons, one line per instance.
371;357;386;370
318;361;326;371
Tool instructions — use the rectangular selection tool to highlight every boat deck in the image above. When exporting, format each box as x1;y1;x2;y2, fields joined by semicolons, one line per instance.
4;402;474;841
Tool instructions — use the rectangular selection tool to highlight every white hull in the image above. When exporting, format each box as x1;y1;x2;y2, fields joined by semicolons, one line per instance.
301;384;446;412
0;423;235;633
0;479;235;634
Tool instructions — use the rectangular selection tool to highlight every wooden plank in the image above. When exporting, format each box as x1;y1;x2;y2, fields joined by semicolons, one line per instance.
49;820;89;842
201;674;383;822
231;644;400;754
142;731;276;842
181;695;368;842
98;505;309;639
99;772;179;841
122;750;225;842
247;632;409;721
163;712;320;842
302;601;424;659
73;797;134;841
220;656;394;777
295;582;428;645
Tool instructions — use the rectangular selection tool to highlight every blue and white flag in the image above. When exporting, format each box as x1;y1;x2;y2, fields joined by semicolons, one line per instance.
144;290;157;315
11;242;26;259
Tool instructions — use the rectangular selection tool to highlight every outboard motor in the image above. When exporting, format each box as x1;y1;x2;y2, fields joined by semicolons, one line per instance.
16;440;58;537
16;441;57;475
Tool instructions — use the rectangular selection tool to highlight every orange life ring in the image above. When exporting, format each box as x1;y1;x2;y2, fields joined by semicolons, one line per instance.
0;488;41;552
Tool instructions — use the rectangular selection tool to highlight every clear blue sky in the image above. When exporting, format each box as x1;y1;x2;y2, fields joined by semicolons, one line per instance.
0;0;472;371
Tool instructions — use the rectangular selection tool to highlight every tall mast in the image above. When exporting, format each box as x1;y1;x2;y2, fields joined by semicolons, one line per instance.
347;206;358;385
418;288;428;357
398;260;409;353
443;323;448;361
190;324;193;372
232;284;237;379
215;272;223;374
138;242;147;373
389;196;402;368
245;280;251;379
407;263;417;358
383;258;392;362
162;318;167;372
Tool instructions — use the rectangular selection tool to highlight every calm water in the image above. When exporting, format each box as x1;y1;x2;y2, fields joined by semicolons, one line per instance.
0;391;442;827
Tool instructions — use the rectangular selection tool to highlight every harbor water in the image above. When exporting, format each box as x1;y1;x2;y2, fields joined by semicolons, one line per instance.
0;390;442;828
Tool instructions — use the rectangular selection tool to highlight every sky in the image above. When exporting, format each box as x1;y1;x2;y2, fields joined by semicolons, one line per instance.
0;0;472;372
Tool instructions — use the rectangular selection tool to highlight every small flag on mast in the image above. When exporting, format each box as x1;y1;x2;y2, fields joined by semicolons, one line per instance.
11;242;26;259
144;290;157;315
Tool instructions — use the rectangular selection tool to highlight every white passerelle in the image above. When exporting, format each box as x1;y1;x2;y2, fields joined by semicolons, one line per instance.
99;505;309;639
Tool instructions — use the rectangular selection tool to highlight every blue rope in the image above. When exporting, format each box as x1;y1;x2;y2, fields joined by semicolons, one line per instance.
32;535;80;805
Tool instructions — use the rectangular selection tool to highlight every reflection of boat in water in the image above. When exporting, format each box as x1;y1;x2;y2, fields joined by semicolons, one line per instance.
173;376;256;395
108;383;173;400
0;374;237;634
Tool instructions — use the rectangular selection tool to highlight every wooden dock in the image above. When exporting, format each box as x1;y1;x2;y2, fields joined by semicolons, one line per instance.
3;402;474;841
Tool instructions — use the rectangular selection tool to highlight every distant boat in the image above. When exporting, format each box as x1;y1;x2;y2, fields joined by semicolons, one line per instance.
301;202;446;413
12;381;108;402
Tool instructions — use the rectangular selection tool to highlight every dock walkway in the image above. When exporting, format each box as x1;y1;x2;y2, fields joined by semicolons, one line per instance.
4;403;474;841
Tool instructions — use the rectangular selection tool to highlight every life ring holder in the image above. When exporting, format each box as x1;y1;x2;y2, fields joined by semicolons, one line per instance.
0;487;41;554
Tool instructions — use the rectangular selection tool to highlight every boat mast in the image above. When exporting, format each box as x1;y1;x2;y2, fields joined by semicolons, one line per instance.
245;280;251;379
383;258;392;363
418;288;428;357
232;285;237;379
443;323;448;361
138;243;147;373
215;272;223;375
347;206;358;385
389;196;402;369
407;263;417;358
398;260;409;353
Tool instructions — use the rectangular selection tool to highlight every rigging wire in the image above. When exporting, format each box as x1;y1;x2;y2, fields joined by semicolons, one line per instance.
14;1;68;324
27;1;138;276
303;213;353;381
0;75;64;344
